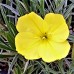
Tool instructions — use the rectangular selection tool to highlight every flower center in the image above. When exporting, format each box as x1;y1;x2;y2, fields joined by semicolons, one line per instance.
42;35;47;40
41;33;48;40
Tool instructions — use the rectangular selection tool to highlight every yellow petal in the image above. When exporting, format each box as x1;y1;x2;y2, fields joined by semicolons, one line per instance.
44;13;69;42
38;40;70;62
15;32;41;59
38;41;58;62
49;40;70;60
16;12;48;35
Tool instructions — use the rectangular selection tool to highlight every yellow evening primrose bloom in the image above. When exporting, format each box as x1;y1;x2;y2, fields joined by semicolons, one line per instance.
15;12;70;62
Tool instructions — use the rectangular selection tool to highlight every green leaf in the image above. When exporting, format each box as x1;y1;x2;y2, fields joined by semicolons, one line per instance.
0;29;7;39
39;0;45;17
23;60;29;74
64;3;74;19
66;15;72;27
0;52;15;58
18;1;29;13
26;65;34;74
9;22;18;37
15;0;25;16
1;26;16;50
55;0;65;13
0;43;13;51
68;63;74;74
36;61;45;70
8;54;19;74
30;0;38;12
0;6;10;31
48;0;55;12
22;0;30;11
6;32;16;50
0;5;17;37
41;61;58;74
14;65;22;74
0;36;5;44
57;60;65;74
72;44;74;64
68;35;74;43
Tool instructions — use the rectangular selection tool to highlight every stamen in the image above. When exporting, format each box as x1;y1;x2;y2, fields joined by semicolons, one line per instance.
42;35;47;40
42;36;46;40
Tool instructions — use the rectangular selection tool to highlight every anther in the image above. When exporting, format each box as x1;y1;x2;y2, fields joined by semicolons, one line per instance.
42;35;47;40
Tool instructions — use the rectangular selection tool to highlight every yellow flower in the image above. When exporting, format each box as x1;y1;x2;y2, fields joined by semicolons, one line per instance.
15;12;70;62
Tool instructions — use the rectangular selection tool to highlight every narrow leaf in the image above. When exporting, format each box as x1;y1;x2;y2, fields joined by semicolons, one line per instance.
39;0;45;17
0;43;13;51
6;32;16;50
0;3;19;16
